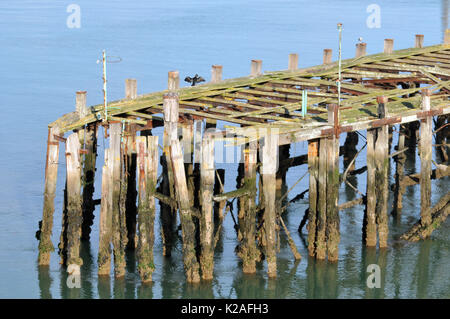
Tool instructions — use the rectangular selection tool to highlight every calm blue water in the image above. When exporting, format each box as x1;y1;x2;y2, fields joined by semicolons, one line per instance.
0;0;448;298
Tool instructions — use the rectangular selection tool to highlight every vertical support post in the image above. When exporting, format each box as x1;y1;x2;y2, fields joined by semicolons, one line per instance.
355;42;367;58
38;126;61;265
124;124;138;250
76;91;88;118
250;60;262;77
316;138;327;260
125;79;137;100
168;71;179;92
75;91;98;241
211;65;223;84
65;133;83;267
80;121;98;241
415;34;424;48
393;124;406;215
193;120;203;165
160;90;179;256
193;119;203;209
110;122;127;277
136;136;158;282
163;92;179;145
98;149;113;275
169;140;201;283
326;104;340;262
307;140;319;257
200;133;215;280
384;39;394;54
58;182;68;265
374;96;389;248
124;79;138;249
444;29;450;44
241;140;258;273
288;53;298;71
182;120;194;164
182;120;196;212
323;49;332;65
365;129;377;246
261;131;278;277
420;89;432;226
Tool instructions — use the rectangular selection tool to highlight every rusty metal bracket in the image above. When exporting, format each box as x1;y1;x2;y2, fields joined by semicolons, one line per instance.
370;116;401;128
53;134;66;143
417;109;443;119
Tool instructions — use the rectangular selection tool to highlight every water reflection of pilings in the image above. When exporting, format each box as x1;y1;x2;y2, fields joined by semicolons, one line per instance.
160;252;183;299
57;241;94;299
415;239;432;298
305;257;339;298
361;246;387;299
98;276;111;299
37;265;52;299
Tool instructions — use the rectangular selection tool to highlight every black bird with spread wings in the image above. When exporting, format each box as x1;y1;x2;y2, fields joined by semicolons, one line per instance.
184;74;205;86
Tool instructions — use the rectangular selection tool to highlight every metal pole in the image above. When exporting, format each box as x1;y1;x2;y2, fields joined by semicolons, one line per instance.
103;50;108;122
337;23;343;107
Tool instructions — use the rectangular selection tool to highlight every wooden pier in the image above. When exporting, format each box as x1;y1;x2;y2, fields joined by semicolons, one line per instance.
38;31;450;282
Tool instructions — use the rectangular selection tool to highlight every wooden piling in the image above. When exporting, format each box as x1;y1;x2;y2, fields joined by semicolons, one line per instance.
365;129;377;247
393;124;406;215
124;124;138;250
326;104;340;262
181;120;196;212
250;60;262;77
169;140;200;283
415;34;424;48
200;133;215;280
288;53;298;71
168;71;180;92
307;140;319;257
420;89;432;226
65;133;83;267
136;136;158;282
374;96;389;248
445;29;450;44
98;149;113;276
160;90;179;257
356;43;367;58
75;91;88;118
38;126;61;265
80;122;97;241
323;49;332;65
125;79;137;100
110;123;127;277
193;119;203;208
211;65;223;84
315;138;327;259
58;182;68;264
240;140;258;273
74;91;98;241
384;39;394;54
261;132;278;277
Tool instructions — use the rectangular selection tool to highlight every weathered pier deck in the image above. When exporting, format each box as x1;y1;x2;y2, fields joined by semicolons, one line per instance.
38;31;450;283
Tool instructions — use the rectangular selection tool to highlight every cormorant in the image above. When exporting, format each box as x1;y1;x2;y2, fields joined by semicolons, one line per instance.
184;74;205;86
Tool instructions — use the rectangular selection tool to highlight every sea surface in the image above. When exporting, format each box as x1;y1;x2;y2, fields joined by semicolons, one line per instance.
0;0;448;298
